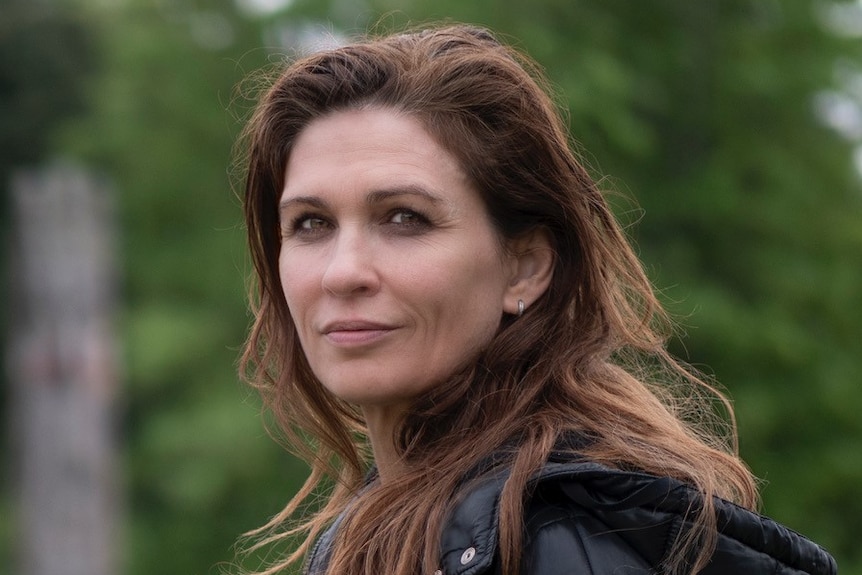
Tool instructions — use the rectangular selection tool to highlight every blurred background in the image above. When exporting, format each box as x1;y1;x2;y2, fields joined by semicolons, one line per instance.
1;0;860;574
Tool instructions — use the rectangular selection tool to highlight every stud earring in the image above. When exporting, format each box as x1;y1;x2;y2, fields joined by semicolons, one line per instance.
517;299;525;317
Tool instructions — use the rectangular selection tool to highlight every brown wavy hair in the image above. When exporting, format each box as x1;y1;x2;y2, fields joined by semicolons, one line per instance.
237;23;758;575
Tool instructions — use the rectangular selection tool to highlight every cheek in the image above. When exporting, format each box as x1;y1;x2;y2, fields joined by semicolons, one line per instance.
278;254;309;319
277;257;291;303
431;251;507;334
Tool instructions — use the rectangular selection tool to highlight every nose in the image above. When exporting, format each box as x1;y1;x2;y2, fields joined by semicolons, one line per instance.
321;228;380;297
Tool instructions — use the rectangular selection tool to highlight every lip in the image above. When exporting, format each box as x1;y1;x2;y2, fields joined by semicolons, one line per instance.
321;320;397;347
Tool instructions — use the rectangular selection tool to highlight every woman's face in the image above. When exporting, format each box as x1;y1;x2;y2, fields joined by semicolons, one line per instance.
278;108;515;421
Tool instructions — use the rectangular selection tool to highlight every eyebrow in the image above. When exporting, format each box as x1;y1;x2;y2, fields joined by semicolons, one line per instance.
278;184;445;213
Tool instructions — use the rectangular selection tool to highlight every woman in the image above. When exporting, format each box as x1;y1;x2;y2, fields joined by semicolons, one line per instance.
237;24;836;575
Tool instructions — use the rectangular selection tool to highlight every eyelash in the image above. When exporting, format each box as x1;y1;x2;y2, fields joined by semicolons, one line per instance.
293;213;329;231
282;208;432;239
385;208;431;228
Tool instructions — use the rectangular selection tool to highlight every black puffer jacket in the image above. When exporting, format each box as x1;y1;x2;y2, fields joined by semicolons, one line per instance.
307;460;837;575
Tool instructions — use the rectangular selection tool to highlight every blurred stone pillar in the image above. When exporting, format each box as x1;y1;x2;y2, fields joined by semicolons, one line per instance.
6;162;120;575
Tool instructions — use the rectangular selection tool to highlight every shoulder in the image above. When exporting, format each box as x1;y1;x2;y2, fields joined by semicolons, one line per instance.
437;461;653;575
520;480;652;575
438;460;837;575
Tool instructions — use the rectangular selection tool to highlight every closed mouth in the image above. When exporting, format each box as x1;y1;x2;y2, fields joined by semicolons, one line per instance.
322;320;395;334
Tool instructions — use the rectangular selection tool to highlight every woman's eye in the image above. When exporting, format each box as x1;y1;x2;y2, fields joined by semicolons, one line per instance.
282;214;331;239
299;217;328;230
389;210;427;225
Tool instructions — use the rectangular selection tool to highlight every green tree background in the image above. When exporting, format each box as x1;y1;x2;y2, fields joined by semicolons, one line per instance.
2;0;860;574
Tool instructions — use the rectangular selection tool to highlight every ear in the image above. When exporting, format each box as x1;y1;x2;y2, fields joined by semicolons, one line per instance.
502;228;555;316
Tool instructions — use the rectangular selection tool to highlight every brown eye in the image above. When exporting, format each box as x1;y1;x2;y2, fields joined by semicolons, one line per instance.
300;217;328;230
283;213;332;240
388;209;431;226
390;211;419;224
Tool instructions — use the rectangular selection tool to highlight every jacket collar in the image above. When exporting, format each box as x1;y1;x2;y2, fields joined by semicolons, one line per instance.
437;460;837;575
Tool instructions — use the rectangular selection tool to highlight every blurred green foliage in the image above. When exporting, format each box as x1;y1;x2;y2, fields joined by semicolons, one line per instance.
2;0;860;574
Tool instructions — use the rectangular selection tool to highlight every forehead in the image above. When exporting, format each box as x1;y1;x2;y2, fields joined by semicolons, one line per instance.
281;107;472;201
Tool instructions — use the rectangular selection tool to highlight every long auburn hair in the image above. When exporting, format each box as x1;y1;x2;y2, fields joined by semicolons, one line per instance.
237;23;758;575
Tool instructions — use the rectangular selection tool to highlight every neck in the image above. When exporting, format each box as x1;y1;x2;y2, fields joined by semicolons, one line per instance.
363;405;407;483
